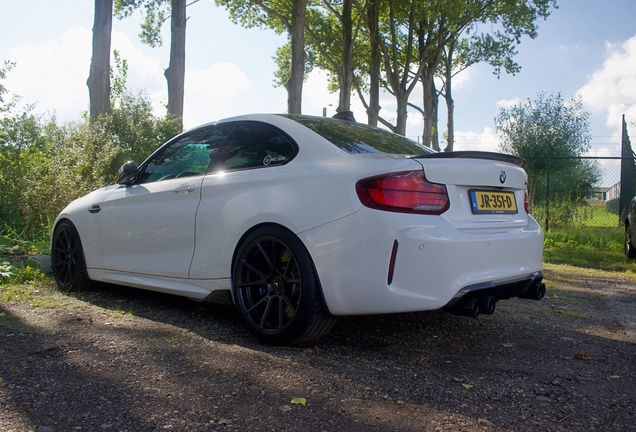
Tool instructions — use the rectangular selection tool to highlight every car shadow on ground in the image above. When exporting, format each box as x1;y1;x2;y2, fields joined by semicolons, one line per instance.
1;277;635;431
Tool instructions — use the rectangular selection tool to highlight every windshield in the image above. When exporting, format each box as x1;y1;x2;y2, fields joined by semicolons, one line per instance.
284;115;435;156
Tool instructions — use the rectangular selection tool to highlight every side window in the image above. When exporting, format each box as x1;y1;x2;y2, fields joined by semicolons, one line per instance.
209;123;297;173
139;124;233;184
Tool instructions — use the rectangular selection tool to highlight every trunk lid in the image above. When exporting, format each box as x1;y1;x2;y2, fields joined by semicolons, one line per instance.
412;152;529;231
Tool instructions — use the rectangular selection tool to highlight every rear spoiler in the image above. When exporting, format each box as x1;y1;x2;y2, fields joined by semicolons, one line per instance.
412;151;526;168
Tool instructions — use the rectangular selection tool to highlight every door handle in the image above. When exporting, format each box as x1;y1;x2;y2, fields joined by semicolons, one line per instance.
172;183;195;194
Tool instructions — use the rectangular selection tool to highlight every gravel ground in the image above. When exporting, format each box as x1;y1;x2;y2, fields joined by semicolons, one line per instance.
1;266;635;432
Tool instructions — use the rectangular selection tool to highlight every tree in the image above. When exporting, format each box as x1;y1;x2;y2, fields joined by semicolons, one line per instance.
352;0;426;135
166;0;187;129
301;0;356;114
365;0;380;126
217;0;308;114
437;0;556;152
115;0;198;130
440;31;522;152
288;0;308;114
0;61;17;113
495;93;599;212
88;0;114;118
413;0;556;150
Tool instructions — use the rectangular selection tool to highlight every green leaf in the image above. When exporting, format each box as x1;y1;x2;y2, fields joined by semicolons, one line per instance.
24;259;40;270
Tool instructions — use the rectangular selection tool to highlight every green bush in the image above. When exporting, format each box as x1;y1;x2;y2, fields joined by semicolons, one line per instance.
0;88;180;237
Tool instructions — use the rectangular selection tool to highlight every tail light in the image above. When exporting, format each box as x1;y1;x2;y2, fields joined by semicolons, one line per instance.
356;170;449;215
524;190;530;214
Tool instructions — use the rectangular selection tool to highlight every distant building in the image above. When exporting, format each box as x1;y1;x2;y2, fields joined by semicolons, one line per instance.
607;182;621;201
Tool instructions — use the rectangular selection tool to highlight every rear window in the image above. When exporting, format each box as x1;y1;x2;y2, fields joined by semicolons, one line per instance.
285;115;434;155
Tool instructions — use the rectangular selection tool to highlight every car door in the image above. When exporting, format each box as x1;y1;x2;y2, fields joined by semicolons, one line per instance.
189;122;299;279
98;124;233;278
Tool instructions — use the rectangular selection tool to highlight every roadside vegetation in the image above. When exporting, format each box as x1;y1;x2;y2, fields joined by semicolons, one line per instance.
0;61;180;243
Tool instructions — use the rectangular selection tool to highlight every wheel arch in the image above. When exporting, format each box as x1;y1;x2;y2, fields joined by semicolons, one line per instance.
229;222;331;314
50;217;93;291
50;217;74;250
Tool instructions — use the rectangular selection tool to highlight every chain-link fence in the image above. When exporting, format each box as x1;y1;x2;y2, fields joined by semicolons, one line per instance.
522;116;635;232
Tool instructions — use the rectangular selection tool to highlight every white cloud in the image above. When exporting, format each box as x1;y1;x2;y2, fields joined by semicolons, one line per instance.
302;69;340;117
452;127;499;152
451;66;473;89
6;26;91;121
496;97;522;109
183;62;254;127
578;35;636;129
5;27;168;123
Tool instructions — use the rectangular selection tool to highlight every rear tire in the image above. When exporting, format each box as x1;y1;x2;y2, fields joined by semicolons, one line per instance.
51;221;92;291
232;225;336;345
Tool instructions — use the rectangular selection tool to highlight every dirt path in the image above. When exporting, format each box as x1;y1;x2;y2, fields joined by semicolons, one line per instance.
1;267;635;431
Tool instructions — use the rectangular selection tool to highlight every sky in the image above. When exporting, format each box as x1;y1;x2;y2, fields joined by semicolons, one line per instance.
2;0;636;169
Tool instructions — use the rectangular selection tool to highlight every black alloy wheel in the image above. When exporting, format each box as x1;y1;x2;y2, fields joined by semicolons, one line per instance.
232;226;335;345
51;221;91;291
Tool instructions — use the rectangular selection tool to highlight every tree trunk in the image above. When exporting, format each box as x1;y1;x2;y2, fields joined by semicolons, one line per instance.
443;94;454;152
87;0;113;118
395;95;408;136
337;0;353;113
443;54;454;152
285;0;307;114
421;71;435;148
366;0;380;126
431;79;439;151
165;0;187;131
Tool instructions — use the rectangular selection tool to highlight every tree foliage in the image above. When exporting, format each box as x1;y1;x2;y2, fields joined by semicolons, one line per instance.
497;93;591;158
495;93;600;210
215;0;556;134
115;0;168;47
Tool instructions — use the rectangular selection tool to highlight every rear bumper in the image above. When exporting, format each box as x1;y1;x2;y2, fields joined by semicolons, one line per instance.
441;271;545;317
300;208;544;316
443;271;545;308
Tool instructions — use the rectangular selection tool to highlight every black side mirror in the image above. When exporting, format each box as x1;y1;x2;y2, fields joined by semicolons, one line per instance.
118;160;139;185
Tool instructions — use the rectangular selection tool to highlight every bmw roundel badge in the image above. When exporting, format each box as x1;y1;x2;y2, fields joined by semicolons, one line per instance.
499;171;506;184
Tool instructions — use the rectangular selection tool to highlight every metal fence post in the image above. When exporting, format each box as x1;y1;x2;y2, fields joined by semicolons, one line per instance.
619;115;635;226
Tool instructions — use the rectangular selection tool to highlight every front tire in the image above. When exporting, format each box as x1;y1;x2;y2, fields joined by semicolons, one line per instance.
232;225;336;345
51;221;92;291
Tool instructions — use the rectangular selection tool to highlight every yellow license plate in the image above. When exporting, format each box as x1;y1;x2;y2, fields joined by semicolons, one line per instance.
470;190;518;214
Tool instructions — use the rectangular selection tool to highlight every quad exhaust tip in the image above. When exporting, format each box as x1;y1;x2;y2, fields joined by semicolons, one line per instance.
519;282;546;301
450;296;497;318
443;282;546;318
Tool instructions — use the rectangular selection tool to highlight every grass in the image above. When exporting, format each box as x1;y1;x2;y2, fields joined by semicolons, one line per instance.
1;278;66;307
106;305;133;319
541;203;636;272
575;201;619;228
0;281;38;303
534;201;620;230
